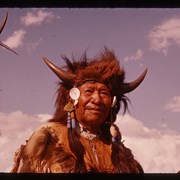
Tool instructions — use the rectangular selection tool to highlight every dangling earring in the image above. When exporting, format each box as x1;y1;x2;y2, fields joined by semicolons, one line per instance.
110;124;119;143
64;87;80;129
110;96;120;143
111;96;117;108
69;87;80;106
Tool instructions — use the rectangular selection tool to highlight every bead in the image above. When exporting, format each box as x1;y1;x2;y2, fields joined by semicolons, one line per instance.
71;118;76;128
67;119;71;128
112;137;116;142
64;101;74;112
110;125;118;137
70;111;75;118
74;99;78;106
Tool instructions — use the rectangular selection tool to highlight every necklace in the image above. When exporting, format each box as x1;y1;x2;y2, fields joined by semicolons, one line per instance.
79;123;98;140
79;123;99;164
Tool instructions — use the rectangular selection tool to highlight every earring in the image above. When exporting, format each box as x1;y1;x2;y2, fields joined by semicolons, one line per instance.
111;96;117;108
110;124;120;143
110;125;118;139
69;87;80;105
65;105;76;129
65;87;80;129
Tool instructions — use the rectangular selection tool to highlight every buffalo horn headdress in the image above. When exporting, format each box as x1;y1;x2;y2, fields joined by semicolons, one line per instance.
42;53;147;95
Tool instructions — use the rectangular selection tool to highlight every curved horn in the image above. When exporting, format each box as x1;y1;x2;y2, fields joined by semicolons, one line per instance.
42;56;76;88
0;41;18;55
122;68;148;94
0;12;18;55
0;12;8;34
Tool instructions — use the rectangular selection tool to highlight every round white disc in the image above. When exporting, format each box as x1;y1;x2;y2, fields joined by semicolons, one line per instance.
69;87;80;100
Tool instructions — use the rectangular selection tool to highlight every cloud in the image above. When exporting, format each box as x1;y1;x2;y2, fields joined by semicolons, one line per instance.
2;29;26;49
148;16;180;55
2;9;58;52
0;111;180;173
124;49;144;66
35;113;52;122
0;111;52;172
26;38;43;54
115;114;180;173
21;9;58;26
165;96;180;112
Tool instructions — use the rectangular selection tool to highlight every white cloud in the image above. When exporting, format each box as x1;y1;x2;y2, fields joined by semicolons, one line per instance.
35;113;52;122
124;49;144;66
0;111;52;172
115;114;180;173
0;111;180;173
26;38;43;54
148;16;180;55
21;10;57;26
2;29;26;49
165;96;180;112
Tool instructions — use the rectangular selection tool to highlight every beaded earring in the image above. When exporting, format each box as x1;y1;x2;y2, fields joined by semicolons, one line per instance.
110;96;120;143
110;124;119;143
64;87;80;129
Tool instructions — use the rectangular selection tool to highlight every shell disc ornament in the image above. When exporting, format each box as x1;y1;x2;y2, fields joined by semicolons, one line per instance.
69;87;80;100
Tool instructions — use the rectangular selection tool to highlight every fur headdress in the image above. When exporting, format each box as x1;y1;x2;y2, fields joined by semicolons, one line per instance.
42;47;147;120
43;48;147;92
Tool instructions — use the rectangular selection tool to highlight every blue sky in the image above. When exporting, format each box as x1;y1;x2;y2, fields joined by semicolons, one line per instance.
0;8;180;173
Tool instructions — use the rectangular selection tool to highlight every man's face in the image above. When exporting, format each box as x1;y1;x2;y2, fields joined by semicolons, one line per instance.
74;81;112;132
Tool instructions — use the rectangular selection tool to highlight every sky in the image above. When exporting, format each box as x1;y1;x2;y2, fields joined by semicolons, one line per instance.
0;8;180;173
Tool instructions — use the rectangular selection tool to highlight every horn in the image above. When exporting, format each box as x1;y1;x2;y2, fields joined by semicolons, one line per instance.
0;41;18;55
122;68;148;94
0;12;8;34
42;56;76;88
0;12;18;55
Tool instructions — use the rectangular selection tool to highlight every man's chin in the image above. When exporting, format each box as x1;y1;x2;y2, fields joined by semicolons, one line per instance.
84;113;105;123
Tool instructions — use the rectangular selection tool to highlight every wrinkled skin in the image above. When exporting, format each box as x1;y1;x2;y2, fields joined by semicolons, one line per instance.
75;82;112;133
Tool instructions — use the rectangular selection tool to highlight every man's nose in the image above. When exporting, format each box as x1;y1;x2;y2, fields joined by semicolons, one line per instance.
91;91;101;104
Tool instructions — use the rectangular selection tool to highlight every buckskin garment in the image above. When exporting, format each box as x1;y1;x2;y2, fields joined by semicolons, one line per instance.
11;121;143;173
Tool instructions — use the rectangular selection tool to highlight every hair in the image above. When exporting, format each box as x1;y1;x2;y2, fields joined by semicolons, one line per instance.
49;47;134;172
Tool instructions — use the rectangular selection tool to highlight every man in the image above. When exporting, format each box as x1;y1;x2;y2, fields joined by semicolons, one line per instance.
11;47;147;173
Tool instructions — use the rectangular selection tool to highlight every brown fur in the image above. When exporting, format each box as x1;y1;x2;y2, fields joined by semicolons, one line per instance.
52;47;129;123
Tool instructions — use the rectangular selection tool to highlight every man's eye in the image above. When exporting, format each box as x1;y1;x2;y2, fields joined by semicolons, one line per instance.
85;89;93;93
101;91;109;95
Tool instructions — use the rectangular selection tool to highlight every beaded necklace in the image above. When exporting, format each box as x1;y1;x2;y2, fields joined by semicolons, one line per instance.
79;123;99;165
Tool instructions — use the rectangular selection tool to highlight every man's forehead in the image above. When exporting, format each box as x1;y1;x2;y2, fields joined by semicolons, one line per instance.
79;81;110;90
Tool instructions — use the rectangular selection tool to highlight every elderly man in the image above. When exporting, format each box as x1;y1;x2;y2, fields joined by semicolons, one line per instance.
11;47;147;173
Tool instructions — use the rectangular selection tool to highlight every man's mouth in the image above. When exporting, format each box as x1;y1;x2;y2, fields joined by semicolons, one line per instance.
85;107;104;113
